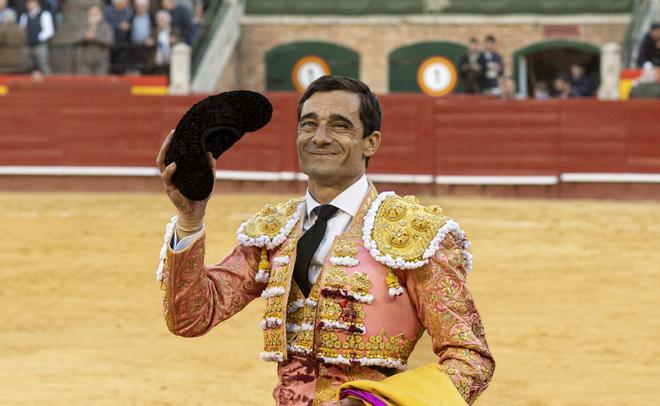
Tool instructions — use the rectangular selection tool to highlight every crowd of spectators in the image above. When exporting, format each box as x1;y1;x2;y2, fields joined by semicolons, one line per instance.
0;0;26;72
0;3;655;94
100;0;205;74
0;0;55;74
459;35;504;95
541;64;597;99
459;34;598;99
0;0;210;75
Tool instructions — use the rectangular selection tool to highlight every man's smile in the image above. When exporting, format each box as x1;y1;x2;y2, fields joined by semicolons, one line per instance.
307;150;339;155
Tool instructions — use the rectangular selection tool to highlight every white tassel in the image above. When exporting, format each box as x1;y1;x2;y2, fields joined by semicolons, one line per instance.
255;270;270;283
329;256;360;267
319;320;366;334
286;299;305;314
319;355;407;371
260;286;285;299
388;286;405;298
259;351;284;362
155;215;177;282
259;317;282;330
285;322;314;332
287;344;312;356
304;298;318;307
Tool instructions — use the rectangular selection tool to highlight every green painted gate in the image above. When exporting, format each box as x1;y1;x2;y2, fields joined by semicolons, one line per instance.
389;42;468;94
266;42;360;91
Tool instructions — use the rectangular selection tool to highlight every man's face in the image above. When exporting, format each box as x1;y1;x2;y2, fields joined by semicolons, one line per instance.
114;0;128;10
156;12;169;28
485;40;495;52
297;90;380;188
554;78;567;92
468;41;478;53
651;27;660;41
135;0;149;13
570;65;584;79
88;6;102;23
26;0;38;11
0;0;7;10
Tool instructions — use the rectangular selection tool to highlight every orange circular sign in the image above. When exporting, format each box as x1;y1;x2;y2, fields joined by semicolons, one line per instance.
416;56;457;96
291;56;331;92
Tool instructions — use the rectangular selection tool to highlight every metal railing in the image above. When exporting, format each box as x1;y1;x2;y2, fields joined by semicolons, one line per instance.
191;0;232;79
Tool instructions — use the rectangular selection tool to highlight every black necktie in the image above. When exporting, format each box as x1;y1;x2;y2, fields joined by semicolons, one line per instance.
293;204;339;297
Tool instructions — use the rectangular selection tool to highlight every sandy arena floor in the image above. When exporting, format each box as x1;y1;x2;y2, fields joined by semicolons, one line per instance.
1;191;659;405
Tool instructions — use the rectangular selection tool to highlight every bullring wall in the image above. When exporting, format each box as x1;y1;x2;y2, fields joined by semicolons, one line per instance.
0;80;658;199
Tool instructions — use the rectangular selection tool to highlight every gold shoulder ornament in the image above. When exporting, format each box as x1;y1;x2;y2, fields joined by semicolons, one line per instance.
237;198;305;249
362;192;472;272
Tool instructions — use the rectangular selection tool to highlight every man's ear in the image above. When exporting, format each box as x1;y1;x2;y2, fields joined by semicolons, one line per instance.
363;131;381;159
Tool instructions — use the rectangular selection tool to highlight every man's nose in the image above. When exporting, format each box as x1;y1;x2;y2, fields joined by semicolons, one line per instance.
312;124;332;145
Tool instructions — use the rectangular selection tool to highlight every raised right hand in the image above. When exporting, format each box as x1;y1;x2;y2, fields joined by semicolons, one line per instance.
156;130;216;235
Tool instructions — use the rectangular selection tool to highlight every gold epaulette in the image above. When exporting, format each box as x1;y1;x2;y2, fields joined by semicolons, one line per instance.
237;198;305;250
362;192;470;270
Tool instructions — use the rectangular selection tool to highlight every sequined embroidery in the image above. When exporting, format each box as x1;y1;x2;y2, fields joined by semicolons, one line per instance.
316;330;419;371
318;298;366;334
320;267;374;304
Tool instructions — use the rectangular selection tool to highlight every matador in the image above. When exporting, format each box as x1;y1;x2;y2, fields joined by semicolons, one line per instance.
155;76;494;405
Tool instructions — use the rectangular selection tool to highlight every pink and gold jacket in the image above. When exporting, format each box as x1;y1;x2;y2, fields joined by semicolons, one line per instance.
157;187;494;405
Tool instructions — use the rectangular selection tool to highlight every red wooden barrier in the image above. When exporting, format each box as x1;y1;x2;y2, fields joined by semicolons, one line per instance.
0;79;659;183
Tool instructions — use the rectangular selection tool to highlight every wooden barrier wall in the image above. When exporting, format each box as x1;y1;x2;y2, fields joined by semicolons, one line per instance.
0;79;659;198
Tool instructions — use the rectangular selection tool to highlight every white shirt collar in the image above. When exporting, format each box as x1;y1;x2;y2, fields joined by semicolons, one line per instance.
305;174;369;220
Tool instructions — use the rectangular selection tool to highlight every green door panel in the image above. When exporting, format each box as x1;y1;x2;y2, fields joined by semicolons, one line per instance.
266;42;360;91
389;42;467;94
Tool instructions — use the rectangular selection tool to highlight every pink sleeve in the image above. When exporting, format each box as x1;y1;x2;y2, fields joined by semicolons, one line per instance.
404;234;495;404
160;233;265;337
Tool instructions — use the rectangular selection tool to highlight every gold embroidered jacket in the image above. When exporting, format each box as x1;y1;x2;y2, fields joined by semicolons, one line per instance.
158;186;494;405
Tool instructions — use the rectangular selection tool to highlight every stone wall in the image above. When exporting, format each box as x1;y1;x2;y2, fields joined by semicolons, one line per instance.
215;15;628;93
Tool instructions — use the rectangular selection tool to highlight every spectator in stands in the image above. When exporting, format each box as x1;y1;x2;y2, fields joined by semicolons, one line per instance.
151;9;177;74
127;0;153;73
459;37;482;94
0;7;26;73
478;35;504;95
0;0;16;25
636;22;660;68
76;5;113;75
533;82;550;100
500;76;524;99
104;0;132;44
41;0;60;24
130;0;152;45
569;63;595;97
176;0;202;41
552;75;571;99
161;0;192;45
104;0;132;73
19;0;53;75
8;0;25;15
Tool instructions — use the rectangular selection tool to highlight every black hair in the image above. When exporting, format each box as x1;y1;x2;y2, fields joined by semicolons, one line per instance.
297;75;381;139
485;35;496;42
297;75;381;167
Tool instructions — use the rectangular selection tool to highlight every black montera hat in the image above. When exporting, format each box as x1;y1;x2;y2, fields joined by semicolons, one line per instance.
165;90;273;201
